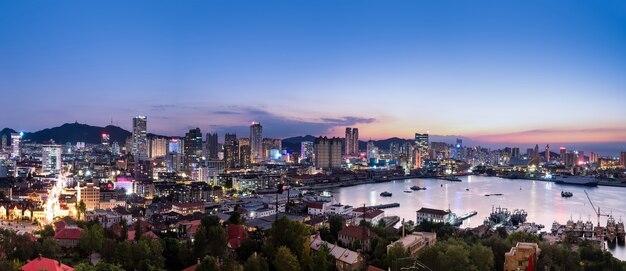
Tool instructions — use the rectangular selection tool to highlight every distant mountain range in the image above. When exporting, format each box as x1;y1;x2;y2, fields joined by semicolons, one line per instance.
0;122;168;145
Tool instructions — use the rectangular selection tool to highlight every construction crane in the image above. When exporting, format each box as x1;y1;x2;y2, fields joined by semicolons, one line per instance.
584;190;609;227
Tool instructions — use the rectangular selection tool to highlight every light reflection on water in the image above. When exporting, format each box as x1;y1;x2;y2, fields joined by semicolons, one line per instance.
329;175;626;260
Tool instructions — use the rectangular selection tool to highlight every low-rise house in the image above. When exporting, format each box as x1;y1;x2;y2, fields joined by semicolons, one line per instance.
20;256;74;271
504;242;541;271
329;204;353;215
171;202;205;215
304;216;328;231
310;233;364;271
305;201;330;215
54;226;82;248
352;207;384;225
415;207;451;225
387;232;437;256
338;226;377;252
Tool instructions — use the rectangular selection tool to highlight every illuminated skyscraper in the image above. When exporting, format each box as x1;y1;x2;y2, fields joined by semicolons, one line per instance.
1;134;6;151
314;137;342;169
132;116;148;161
10;133;21;159
238;138;251;168
250;122;263;163
183;128;203;174
169;138;182;154
560;146;566;163
300;141;314;161
589;152;599;164
414;133;429;161
224;133;239;169
150;137;168;158
344;127;359;156
101;133;110;146
366;140;378;160
262;138;281;160
621;152;626;168
545;144;551;162
206;133;218;159
42;141;62;174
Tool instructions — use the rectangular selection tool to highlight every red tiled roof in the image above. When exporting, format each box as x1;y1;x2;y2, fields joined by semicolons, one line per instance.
305;201;324;209
360;209;384;219
53;221;66;230
416;207;450;216
54;228;82;240
227;224;247;250
21;256;74;271
127;230;159;241
339;226;376;240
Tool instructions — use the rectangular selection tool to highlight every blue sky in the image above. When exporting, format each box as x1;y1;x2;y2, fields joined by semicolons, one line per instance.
1;0;625;150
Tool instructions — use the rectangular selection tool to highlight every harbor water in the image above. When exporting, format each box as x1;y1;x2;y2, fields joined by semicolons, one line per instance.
329;175;626;260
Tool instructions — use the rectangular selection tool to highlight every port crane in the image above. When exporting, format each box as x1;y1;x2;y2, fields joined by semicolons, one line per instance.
584;190;609;227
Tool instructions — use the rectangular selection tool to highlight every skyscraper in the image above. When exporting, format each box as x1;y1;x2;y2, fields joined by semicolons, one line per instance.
546;144;551;162
415;133;429;161
621;152;626;168
42;141;62;174
150;137;168;158
300;141;314;162
1;134;6;151
314;137;342;169
132;116;148;161
344;127;359;156
10;133;21;159
206;133;218;159
238;138;251;169
101;133;110;146
250;122;263;163
224;133;239;169
183;128;203;174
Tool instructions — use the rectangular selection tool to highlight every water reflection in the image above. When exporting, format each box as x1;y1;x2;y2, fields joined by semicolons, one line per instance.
330;175;626;260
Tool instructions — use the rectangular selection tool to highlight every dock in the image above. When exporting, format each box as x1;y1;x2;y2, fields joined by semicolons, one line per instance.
369;203;400;209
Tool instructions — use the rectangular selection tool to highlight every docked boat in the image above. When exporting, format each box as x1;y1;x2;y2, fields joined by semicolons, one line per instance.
584;220;594;238
606;216;617;243
553;175;599;186
410;185;426;191
617;220;625;244
403;190;412;193
380;191;392;197
561;191;573;197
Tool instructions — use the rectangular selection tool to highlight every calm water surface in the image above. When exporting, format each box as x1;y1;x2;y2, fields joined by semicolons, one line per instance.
329;175;626;260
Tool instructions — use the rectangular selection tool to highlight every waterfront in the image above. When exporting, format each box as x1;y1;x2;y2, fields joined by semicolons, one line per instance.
330;175;626;260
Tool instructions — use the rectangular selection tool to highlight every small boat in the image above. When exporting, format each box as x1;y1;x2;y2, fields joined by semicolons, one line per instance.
410;185;426;191
444;176;462;182
561;191;573;197
404;190;412;193
380;191;393;197
466;188;470;191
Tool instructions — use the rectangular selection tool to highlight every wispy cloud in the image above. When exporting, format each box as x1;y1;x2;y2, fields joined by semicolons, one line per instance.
472;127;626;143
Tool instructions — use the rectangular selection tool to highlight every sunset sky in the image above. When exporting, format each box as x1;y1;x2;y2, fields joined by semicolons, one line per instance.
1;0;625;149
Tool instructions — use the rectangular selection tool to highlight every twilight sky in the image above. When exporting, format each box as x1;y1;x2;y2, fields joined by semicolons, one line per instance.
1;0;625;150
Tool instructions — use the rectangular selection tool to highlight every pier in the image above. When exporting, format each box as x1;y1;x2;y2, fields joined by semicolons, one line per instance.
369;203;400;209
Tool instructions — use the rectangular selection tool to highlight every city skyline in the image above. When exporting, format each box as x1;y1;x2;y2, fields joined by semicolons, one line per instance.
1;1;625;146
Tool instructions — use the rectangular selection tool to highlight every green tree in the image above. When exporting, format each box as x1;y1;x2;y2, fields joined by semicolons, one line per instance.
37;237;60;258
228;211;243;225
273;246;301;271
312;244;336;271
387;242;411;271
74;263;96;271
244;254;269;271
439;244;470;271
76;200;87;220
328;216;344;241
470;244;494;271
78;224;104;255
270;217;310;261
39;224;55;238
196;256;220;271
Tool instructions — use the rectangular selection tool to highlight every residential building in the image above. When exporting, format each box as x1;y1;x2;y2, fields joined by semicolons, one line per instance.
172;202;205;215
314;137;342;169
41;142;62;174
132;116;149;160
352;207;384;225
310;233;364;271
206;133;218;159
338;225;377;252
20;256;74;271
250;122;263;163
224;133;239;169
504;242;541;271
416;207;451;225
150;137;168;158
387;232;437;256
77;183;100;211
183;128;203;174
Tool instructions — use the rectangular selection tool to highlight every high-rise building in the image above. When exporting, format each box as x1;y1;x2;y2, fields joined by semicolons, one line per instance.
101;133;110;146
620;152;625;168
183;128;203;174
314;137;342;169
545;144;551;162
511;147;520;159
150;137;168;158
10;133;21;159
415;133;429;161
250;122;263;163
132;116;149;161
454;138;463;161
262;138;281;160
589;152;599;164
238;138;251;168
1;134;6;151
366;140;378;160
77;182;100;211
169;138;182;154
300;141;314;162
224;133;239;169
533;144;540;159
206;133;218;159
559;147;566;163
111;142;120;156
413;149;421;169
344;127;359;156
42;141;62;174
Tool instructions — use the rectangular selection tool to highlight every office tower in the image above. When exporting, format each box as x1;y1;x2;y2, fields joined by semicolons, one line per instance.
150;137;168;158
621;152;626;167
250;122;263;163
1;134;6;151
366;140;378;160
511;147;520;159
545;144;551;162
10;133;21;159
42;141;62;174
559;147;566;163
413;149;421;169
132;116;149;160
389;142;399;160
224;133;239;169
206;133;218;159
578;151;585;165
314;137;342;169
526;148;534;158
111;142;120;156
589;152;599;164
300;141;314;161
415;133;429;161
101;133;110;146
238;138;251;169
183;128;203;174
454;138;463;160
534;144;539;159
169;138;182;154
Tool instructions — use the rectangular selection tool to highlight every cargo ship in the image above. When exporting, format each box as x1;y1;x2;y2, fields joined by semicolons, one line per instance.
553;175;599;186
